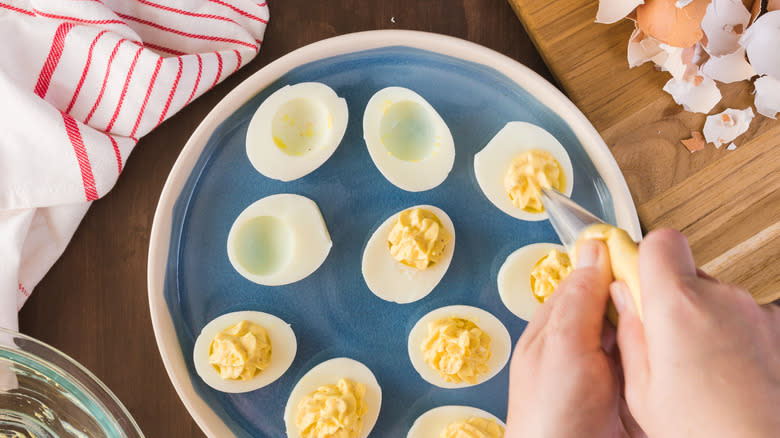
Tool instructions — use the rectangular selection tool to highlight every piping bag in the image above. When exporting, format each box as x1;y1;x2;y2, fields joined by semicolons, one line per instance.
540;187;642;324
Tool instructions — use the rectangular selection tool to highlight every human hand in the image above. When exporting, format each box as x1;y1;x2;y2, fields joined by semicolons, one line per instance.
612;229;780;438
505;240;644;438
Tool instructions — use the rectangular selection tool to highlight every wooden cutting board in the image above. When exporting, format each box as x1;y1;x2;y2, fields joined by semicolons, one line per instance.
508;0;779;303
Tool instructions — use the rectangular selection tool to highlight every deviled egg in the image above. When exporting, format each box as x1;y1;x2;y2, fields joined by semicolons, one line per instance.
498;243;572;321
363;87;455;192
474;122;573;221
407;405;506;438
227;194;331;286
284;357;382;438
408;305;511;389
362;205;455;304
192;311;296;393
246;82;348;181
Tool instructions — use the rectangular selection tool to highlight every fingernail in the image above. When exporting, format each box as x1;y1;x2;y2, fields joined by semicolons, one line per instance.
576;240;600;268
610;282;632;314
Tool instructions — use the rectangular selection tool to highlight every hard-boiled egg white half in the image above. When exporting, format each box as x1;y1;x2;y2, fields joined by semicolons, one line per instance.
408;305;511;389
363;87;455;192
498;242;566;321
192;311;297;393
407;405;506;438
246;82;348;182
227;194;331;286
474;122;574;221
361;205;455;304
283;357;382;438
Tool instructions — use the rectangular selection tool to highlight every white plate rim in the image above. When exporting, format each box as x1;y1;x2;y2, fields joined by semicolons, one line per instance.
147;29;641;438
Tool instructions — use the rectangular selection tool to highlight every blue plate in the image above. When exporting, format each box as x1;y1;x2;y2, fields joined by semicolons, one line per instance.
148;31;640;438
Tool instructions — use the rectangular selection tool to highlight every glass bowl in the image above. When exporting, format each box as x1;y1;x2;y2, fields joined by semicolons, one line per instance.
0;328;143;437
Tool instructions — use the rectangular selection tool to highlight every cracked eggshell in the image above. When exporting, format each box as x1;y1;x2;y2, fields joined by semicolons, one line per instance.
701;0;751;56
754;75;780;118
740;11;780;79
658;44;688;79
701;48;756;82
681;131;706;152
596;0;644;23
662;76;722;113
636;0;710;48
703;107;755;147
628;28;668;67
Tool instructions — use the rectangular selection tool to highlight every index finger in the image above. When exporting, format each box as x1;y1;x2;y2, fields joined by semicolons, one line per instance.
638;228;698;314
537;239;614;349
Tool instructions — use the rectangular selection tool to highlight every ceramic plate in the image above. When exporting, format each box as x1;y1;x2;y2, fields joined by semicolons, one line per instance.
148;30;641;438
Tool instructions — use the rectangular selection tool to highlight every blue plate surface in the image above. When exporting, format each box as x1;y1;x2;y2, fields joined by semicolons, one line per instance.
165;46;615;437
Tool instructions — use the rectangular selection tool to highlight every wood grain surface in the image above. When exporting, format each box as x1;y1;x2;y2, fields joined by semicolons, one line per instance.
508;0;780;303
18;1;552;436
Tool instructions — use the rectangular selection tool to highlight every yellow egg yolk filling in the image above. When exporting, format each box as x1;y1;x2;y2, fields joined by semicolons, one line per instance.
441;417;505;438
530;249;573;303
208;320;272;381
503;150;564;213
296;378;367;438
388;208;451;270
422;317;491;384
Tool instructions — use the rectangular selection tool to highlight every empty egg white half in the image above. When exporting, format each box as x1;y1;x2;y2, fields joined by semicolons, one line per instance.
361;205;455;304
474;122;574;221
407;405;506;438
407;305;511;389
246;82;348;182
283;357;382;438
498;242;566;321
363;87;455;192
192;311;297;393
226;194;331;286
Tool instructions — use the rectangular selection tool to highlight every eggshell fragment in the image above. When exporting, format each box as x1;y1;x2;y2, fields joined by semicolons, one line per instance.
753;75;780;118
701;0;751;56
659;45;687;78
627;28;667;67
681;131;706;152
662;76;722;113
740;11;780;78
597;0;644;23
702;107;755;147
701;48;756;82
636;0;710;48
726;142;737;150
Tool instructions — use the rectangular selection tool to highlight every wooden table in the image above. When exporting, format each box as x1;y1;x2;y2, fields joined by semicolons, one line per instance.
19;1;551;435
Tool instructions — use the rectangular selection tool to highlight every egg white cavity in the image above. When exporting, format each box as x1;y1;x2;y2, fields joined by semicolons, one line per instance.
246;82;348;182
361;205;455;304
227;194;331;286
407;305;511;389
474;122;574;221
363;87;455;192
283;357;382;438
407;405;505;438
193;311;297;393
498;243;565;321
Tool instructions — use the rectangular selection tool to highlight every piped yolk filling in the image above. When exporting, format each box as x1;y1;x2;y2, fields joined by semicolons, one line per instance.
209;320;272;381
296;378;367;438
422;317;491;384
388;208;451;270
530;249;573;303
503;150;564;213
441;417;505;438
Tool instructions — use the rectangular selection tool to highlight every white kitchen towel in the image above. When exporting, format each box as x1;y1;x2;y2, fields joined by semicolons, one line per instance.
0;0;269;330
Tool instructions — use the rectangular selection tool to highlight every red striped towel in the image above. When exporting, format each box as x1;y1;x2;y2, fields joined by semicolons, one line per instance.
0;0;269;330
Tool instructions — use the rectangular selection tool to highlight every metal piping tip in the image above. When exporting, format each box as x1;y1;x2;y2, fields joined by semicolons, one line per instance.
540;187;606;253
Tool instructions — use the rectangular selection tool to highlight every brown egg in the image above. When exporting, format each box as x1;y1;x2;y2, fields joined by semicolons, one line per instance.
636;0;711;48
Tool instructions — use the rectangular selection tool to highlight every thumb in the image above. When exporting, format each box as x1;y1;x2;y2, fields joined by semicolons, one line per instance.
611;281;649;409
